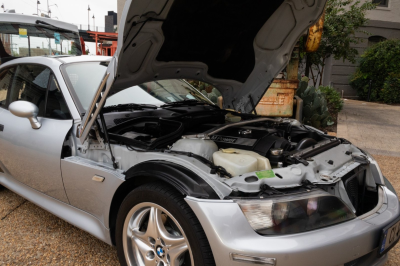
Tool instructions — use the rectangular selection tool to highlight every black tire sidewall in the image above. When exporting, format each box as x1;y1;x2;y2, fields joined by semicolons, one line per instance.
115;183;213;266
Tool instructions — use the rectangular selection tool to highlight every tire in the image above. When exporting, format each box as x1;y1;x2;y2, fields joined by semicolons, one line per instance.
116;182;216;266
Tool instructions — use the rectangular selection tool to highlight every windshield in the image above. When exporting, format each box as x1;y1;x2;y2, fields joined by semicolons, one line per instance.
62;62;212;113
62;61;109;111
106;80;212;107
0;22;81;58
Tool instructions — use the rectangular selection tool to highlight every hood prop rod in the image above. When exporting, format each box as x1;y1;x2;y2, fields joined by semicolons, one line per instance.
99;112;118;169
248;95;257;116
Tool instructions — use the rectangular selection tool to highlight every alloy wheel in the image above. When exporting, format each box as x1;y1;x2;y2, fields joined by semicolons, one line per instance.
123;202;194;266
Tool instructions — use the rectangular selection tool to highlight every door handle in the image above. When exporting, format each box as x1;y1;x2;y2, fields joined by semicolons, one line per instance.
0;124;3;132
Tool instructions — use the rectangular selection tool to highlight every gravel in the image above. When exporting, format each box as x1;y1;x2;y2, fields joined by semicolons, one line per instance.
0;188;119;265
0;155;399;265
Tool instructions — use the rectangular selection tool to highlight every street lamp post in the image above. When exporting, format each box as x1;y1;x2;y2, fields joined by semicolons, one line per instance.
88;5;91;30
92;15;95;31
37;1;40;15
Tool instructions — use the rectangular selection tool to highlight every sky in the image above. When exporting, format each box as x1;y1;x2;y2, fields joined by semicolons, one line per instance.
1;0;118;54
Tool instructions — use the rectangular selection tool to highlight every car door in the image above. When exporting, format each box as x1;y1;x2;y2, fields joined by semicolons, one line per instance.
0;63;72;203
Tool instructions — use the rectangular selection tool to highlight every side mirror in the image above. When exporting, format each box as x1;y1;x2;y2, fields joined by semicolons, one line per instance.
9;101;42;129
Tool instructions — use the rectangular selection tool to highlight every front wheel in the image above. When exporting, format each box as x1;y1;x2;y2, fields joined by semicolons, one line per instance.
116;182;215;266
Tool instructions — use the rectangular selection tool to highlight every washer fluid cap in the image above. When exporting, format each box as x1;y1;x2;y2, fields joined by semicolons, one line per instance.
221;148;238;154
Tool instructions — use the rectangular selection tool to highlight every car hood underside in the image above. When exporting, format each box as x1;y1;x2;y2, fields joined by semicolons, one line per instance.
110;0;327;113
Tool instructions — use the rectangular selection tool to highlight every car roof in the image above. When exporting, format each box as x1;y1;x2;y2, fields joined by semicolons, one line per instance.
0;13;79;33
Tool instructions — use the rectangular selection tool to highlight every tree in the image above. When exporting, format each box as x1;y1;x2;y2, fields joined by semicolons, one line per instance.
351;39;400;101
302;0;376;86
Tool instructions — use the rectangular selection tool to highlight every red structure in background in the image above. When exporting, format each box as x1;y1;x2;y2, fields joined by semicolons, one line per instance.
87;31;118;56
80;37;86;55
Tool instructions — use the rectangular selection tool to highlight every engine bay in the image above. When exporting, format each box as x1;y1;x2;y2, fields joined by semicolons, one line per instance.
102;104;333;170
80;103;381;218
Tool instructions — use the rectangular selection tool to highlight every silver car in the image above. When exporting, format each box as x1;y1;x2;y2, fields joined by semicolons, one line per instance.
1;0;399;266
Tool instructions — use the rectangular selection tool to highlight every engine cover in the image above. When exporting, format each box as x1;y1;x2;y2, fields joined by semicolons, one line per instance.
209;126;291;157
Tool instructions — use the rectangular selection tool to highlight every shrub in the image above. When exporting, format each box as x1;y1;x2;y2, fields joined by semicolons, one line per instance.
296;81;334;128
319;86;344;114
351;39;400;101
381;73;400;104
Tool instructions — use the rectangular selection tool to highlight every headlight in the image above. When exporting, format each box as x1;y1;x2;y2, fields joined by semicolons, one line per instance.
236;190;356;235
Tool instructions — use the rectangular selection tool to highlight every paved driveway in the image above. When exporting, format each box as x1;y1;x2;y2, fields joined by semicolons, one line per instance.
338;99;400;266
338;99;400;157
0;99;399;265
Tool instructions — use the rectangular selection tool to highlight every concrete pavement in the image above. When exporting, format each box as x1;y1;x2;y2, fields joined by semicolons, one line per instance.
337;99;400;157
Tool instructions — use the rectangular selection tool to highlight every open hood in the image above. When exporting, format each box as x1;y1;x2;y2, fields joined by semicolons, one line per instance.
112;0;326;111
78;0;326;142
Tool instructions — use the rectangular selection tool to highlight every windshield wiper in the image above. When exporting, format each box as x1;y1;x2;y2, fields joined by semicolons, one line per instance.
102;103;158;113
161;99;218;108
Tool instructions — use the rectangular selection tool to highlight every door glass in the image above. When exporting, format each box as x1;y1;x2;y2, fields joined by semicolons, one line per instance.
9;64;50;116
0;66;15;108
46;75;71;119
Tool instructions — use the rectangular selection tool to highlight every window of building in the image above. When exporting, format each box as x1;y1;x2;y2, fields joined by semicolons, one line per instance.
368;36;387;47
0;66;15;108
372;0;389;7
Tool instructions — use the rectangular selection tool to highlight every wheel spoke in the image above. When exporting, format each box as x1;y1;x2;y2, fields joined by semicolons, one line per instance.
131;236;154;266
163;234;186;248
132;236;153;257
168;242;188;266
130;228;149;247
146;207;166;239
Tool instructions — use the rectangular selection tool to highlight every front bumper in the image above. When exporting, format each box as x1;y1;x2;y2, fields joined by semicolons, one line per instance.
186;186;400;266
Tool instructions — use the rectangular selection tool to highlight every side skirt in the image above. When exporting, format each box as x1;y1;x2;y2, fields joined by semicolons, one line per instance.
0;172;113;245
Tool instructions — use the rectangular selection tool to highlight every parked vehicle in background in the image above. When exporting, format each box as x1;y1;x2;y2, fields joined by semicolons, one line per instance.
0;1;399;266
0;13;82;64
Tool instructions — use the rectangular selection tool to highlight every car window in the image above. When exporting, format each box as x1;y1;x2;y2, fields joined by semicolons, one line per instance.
0;67;15;108
45;75;71;119
9;64;50;116
62;62;109;112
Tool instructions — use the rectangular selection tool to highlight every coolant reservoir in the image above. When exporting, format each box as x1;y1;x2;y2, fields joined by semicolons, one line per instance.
171;139;218;161
213;148;271;177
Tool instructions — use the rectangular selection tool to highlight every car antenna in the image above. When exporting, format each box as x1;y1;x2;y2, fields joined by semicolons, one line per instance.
99;112;118;169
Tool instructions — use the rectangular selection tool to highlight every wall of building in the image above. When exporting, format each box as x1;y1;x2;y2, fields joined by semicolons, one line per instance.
117;0;126;27
105;11;117;32
322;0;400;97
363;0;400;23
322;19;400;97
